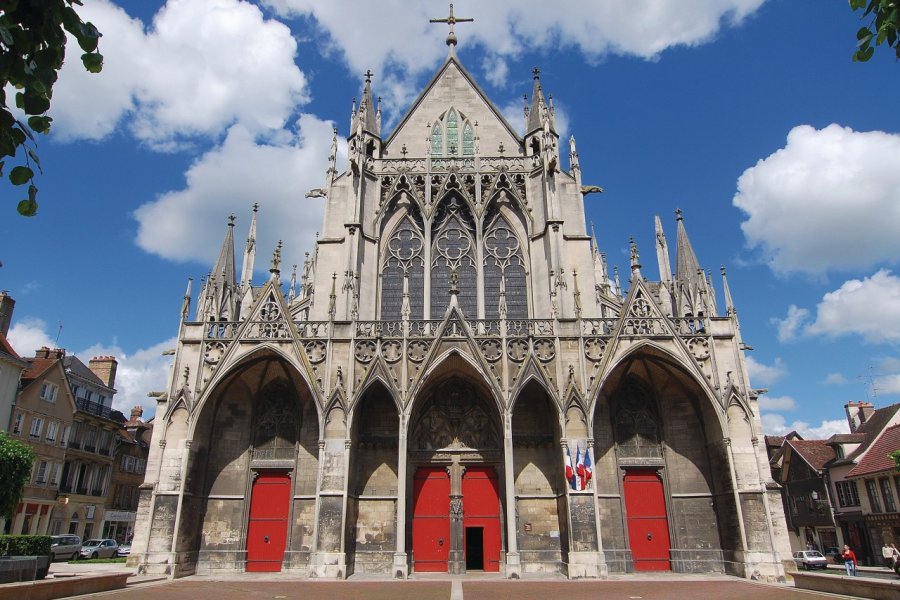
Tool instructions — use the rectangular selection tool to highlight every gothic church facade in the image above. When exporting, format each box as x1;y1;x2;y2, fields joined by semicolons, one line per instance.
130;31;791;581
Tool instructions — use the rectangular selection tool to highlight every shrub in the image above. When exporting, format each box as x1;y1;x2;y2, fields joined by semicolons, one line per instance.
0;433;34;519
0;534;52;557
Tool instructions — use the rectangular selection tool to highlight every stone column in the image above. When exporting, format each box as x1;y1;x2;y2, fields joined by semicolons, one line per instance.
447;458;466;574
503;414;521;578
393;414;409;578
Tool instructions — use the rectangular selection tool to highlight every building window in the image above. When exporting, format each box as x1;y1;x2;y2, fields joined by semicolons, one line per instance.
431;196;477;318
483;211;527;319
880;477;896;512
39;382;58;402
430;122;442;155
429;107;475;158
29;417;44;439
836;481;861;507
35;460;48;484
12;412;23;435
381;214;425;320
83;426;97;451
60;425;70;448
49;463;61;486
98;430;111;454
866;479;883;512
45;421;59;443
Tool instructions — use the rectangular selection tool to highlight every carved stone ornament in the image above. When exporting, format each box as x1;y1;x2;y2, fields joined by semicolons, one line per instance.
354;340;377;363
507;339;529;362
381;340;403;363
534;338;555;362
203;341;227;365
450;496;463;520
583;338;606;361
304;340;327;364
411;379;500;451
260;300;281;322
480;339;502;362
688;337;710;361
408;340;430;362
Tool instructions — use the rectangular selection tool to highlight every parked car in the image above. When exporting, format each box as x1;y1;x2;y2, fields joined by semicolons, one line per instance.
793;550;829;570
50;535;81;561
825;546;844;564
116;542;131;557
79;539;118;559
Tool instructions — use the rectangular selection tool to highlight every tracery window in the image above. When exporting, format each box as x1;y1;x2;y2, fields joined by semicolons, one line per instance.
381;214;425;320
431;122;442;156
614;378;662;459
430;107;475;157
446;110;459;155
431;196;477;318
253;379;300;461
483;211;527;319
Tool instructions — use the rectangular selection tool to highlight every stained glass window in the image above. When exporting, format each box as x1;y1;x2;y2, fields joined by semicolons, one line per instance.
484;214;527;319
431;197;476;317
381;216;425;320
431;122;442;156
614;379;662;459
462;122;475;156
446;110;458;156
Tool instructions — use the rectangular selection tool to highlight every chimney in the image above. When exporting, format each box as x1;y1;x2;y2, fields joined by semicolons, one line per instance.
845;401;875;432
858;401;875;426
0;291;14;337
89;356;118;389
34;346;65;360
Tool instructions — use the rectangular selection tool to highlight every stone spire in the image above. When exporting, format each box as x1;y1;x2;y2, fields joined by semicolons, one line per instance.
197;215;238;321
674;208;704;318
526;67;556;136
654;215;672;286
240;203;258;293
629;237;642;281
721;265;736;318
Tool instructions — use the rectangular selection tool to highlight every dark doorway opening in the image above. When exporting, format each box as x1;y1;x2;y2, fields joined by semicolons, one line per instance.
465;526;484;570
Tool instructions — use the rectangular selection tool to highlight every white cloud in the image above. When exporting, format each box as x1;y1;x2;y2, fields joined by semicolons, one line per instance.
821;372;847;385
761;413;849;439
875;374;900;395
134;116;339;268
757;395;796;411
53;0;307;145
7;318;56;356
746;355;787;386
734;124;900;276
771;304;810;342
482;55;509;88
805;270;900;343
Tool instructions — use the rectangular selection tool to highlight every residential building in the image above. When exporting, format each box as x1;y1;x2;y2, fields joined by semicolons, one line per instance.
845;423;900;556
130;23;790;579
104;406;152;543
0;291;28;431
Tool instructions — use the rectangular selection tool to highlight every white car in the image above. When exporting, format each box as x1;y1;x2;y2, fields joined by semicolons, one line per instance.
79;538;118;559
793;550;828;570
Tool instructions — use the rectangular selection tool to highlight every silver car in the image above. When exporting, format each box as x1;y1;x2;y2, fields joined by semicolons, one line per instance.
793;550;828;570
50;535;81;561
79;538;118;559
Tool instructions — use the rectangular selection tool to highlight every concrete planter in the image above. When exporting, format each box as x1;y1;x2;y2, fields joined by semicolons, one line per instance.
0;555;50;583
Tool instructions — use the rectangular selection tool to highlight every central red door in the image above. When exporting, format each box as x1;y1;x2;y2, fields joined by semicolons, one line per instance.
623;469;671;571
412;467;450;572
246;471;291;572
462;467;501;572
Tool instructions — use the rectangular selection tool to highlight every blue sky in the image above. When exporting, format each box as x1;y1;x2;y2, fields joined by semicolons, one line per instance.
2;0;899;436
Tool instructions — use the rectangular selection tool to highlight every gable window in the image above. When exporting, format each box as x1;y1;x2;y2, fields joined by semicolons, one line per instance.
429;107;476;158
46;421;59;443
40;382;58;403
29;416;44;439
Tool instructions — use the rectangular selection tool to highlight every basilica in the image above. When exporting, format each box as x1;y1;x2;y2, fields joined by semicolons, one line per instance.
129;15;791;580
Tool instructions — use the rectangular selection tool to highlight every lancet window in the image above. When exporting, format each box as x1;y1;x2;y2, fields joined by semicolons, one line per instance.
430;107;475;157
431;197;477;317
483;211;527;319
381;214;425;320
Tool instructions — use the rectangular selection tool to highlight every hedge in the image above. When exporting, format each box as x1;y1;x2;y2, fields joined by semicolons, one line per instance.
0;534;52;556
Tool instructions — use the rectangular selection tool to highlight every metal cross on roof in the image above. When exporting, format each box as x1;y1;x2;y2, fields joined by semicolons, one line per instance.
430;3;474;49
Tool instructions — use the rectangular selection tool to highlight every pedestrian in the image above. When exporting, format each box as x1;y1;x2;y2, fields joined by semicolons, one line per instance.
842;545;858;576
883;542;893;568
892;544;900;578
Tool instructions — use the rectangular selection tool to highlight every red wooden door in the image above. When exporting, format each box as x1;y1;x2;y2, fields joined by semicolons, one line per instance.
412;467;450;572
246;471;291;572
623;469;671;571
462;467;501;572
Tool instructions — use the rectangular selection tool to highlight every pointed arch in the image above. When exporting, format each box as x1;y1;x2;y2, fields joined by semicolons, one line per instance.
431;194;477;318
509;355;559;411
430;121;442;155
379;204;425;320
483;202;529;320
349;356;401;415
446;108;459;155
462;121;475;156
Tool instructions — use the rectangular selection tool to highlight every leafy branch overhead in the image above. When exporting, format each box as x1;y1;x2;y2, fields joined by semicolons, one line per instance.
0;433;35;519
0;0;103;216
851;0;900;62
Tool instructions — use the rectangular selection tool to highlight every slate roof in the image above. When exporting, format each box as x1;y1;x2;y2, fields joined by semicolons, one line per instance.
62;355;108;388
21;356;59;383
846;423;900;478
786;439;835;472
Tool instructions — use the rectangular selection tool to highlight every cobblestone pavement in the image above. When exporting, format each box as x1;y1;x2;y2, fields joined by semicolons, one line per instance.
82;577;859;600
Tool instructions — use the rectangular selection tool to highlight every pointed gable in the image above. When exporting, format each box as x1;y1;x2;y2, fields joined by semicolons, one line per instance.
384;57;521;159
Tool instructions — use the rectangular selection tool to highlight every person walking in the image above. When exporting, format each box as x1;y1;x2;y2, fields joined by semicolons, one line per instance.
892;544;900;578
842;545;858;576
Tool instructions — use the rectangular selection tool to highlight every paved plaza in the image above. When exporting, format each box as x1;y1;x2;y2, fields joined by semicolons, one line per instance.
76;576;862;600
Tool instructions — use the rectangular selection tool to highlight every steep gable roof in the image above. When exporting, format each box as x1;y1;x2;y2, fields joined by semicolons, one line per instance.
846;423;900;478
830;402;900;467
786;439;835;472
63;354;110;390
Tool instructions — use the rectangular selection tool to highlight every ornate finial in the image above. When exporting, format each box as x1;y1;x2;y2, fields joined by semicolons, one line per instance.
498;142;505;155
533;66;540;80
252;202;259;213
675;207;683;221
430;3;474;50
364;69;373;83
401;144;408;158
228;214;235;227
270;240;283;275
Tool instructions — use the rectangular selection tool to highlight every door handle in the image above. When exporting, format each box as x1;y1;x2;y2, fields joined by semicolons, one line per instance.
264;535;270;543
646;533;652;541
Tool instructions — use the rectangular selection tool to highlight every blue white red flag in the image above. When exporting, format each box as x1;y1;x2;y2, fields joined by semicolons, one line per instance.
565;445;576;490
581;446;593;490
573;445;582;490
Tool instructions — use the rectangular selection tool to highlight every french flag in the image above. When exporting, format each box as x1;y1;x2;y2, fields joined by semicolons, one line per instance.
573;445;581;490
578;446;593;490
565;445;576;490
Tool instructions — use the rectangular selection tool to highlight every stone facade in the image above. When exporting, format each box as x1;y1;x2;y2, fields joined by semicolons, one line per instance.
129;40;790;580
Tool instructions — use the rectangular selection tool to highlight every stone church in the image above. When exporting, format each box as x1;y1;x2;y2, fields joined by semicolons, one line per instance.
130;14;791;581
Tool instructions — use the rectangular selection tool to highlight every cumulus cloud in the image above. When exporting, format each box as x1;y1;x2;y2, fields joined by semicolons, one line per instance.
734;124;900;276
821;372;847;385
8;318;172;419
805;270;900;343
746;355;787;386
134;116;340;269
771;304;810;342
761;413;849;439
53;0;307;146
757;395;796;411
875;374;900;395
7;318;57;356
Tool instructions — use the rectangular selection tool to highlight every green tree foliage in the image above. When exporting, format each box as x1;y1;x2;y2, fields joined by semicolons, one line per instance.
851;0;900;62
0;0;103;216
891;449;900;472
0;432;35;520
